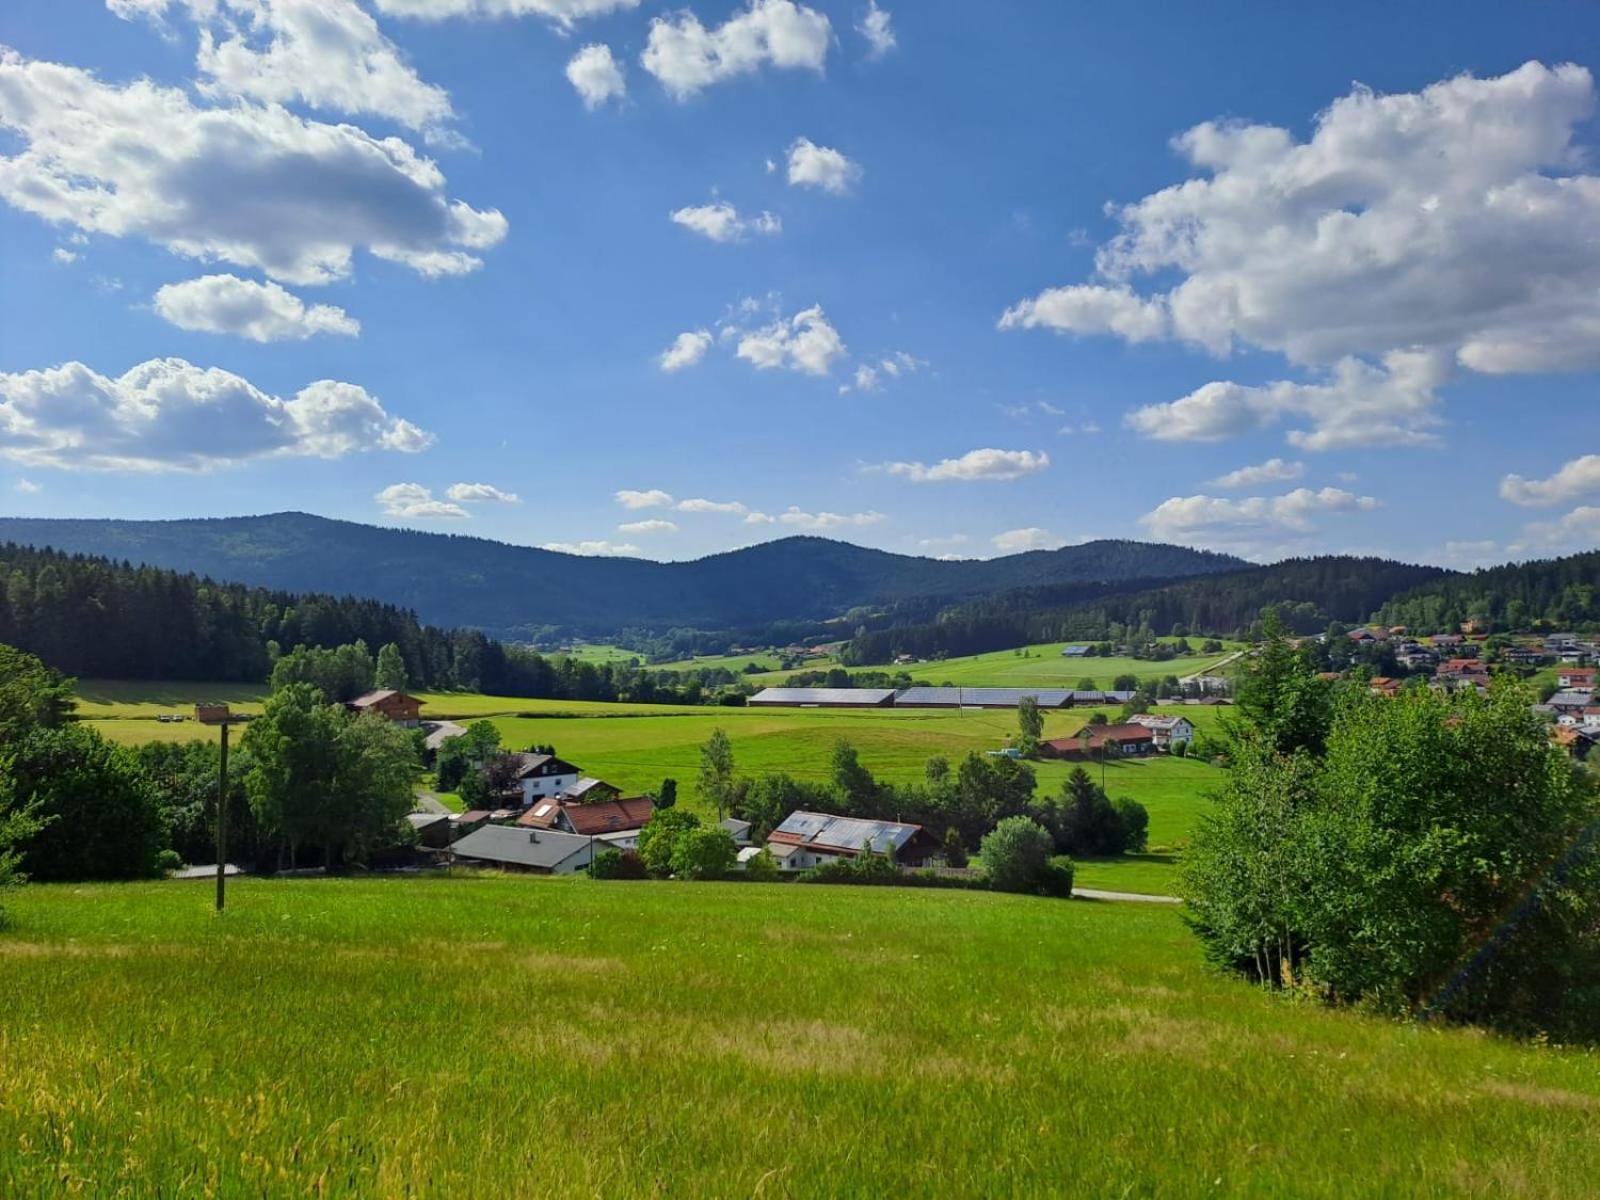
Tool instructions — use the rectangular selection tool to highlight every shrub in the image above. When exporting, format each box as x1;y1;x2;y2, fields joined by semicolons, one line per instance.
942;826;968;868
1112;798;1149;853
670;827;737;880
588;848;648;880
742;847;779;881
156;849;184;873
1039;856;1075;898
980;816;1057;895
638;808;701;876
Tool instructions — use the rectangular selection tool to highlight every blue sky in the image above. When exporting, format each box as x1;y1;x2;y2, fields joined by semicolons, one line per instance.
1;0;1597;566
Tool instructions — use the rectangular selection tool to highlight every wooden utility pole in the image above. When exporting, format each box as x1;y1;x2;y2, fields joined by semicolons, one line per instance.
196;703;245;913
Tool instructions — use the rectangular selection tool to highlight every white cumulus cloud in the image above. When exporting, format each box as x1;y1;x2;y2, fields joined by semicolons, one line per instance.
111;0;459;142
566;44;626;109
1500;454;1600;507
777;506;884;530
735;304;846;375
1139;487;1382;556
669;201;781;242
676;498;747;514
615;488;673;509
857;1;895;58
786;137;862;194
618;518;678;534
370;0;639;27
0;48;507;286
0;357;430;471
657;330;714;372
1508;506;1600;556
641;0;831;99
153;274;360;342
1207;458;1305;489
377;482;468;519
540;539;641;556
991;527;1064;553
1003;62;1600;449
883;448;1049;483
446;481;520;503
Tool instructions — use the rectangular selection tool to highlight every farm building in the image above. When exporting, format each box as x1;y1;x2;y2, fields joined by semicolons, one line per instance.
507;753;582;806
749;687;897;707
404;812;452;849
1126;713;1194;749
517;795;654;837
347;689;423;727
1040;724;1157;759
449;825;595;874
767;811;941;868
1060;645;1090;657
894;686;1075;709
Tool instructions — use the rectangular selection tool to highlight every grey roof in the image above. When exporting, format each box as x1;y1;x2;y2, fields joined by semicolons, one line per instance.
450;824;593;870
423;721;466;751
894;686;1074;708
1550;690;1596;707
1060;645;1090;656
772;810;922;855
720;817;753;842
1066;689;1138;704
405;812;450;830
509;752;580;778
749;687;896;705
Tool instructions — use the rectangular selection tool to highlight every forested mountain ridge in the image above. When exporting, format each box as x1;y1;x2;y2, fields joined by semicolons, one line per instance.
1376;551;1600;630
0;512;1244;638
843;557;1459;664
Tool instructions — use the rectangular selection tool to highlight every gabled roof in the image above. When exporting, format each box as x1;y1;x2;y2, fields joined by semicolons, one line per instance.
509;752;580;779
349;689;419;708
1127;713;1190;731
769;810;927;856
562;797;654;836
749;687;897;705
450;824;593;870
894;686;1074;707
1064;722;1156;747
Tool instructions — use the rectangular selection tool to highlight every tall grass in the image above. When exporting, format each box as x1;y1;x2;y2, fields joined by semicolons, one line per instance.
1;877;1596;1197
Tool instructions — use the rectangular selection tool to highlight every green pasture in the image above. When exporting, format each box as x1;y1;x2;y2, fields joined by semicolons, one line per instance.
1;877;1596;1197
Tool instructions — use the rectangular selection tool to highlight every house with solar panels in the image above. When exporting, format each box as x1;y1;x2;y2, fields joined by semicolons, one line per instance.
766;811;941;870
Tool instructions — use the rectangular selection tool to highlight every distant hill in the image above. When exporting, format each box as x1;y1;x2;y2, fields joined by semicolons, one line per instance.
0;512;1245;638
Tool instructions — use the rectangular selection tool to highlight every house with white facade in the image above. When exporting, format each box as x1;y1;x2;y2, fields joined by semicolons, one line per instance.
1126;713;1195;750
508;753;581;806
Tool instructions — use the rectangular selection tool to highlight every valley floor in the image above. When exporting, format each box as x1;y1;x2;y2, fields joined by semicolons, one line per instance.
0;877;1595;1197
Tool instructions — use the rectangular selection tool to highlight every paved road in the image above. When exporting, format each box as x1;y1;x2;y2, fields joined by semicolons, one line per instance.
1074;887;1181;904
414;791;450;815
1180;648;1243;683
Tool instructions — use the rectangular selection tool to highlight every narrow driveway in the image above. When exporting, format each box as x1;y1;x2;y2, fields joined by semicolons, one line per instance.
1074;887;1181;904
414;791;450;815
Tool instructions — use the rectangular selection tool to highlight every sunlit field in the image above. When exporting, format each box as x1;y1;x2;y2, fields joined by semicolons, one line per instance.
1;877;1595;1198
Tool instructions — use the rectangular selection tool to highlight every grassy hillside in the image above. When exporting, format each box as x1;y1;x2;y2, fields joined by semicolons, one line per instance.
1;877;1595;1197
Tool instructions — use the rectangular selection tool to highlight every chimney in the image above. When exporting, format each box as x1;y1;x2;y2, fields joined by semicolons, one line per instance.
528;830;539;843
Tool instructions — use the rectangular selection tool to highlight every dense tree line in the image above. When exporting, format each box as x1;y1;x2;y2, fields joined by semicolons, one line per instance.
843;557;1450;664
1375;550;1600;633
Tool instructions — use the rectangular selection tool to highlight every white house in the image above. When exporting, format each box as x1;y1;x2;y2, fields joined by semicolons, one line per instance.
1127;713;1195;750
509;753;581;806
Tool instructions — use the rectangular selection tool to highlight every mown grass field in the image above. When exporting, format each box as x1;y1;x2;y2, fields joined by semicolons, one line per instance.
1;877;1596;1198
78;681;1233;894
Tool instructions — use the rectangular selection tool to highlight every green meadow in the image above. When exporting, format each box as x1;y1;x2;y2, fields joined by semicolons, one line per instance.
77;680;1232;894
1;876;1596;1198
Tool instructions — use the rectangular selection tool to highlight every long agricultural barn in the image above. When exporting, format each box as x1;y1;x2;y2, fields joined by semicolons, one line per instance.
748;687;898;708
894;686;1076;709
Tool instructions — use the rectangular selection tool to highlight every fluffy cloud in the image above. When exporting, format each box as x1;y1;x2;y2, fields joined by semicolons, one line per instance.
14;478;41;494
1208;458;1305;489
111;0;458;142
657;330;713;372
51;247;77;265
1500;454;1600;507
153;274;360;342
676;497;746;514
1508;506;1600;556
641;0;830;99
377;482;467;518
736;305;846;375
884;448;1049;483
1003;62;1600;447
669;202;781;242
0;49;507;285
843;351;922;393
777;506;884;530
566;44;626;109
992;527;1064;553
744;511;775;525
618;518;677;535
786;137;862;194
372;0;638;26
0;357;430;471
1124;350;1449;451
857;1;895;58
1139;487;1381;555
615;488;673;509
446;481;519;503
540;539;640;556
